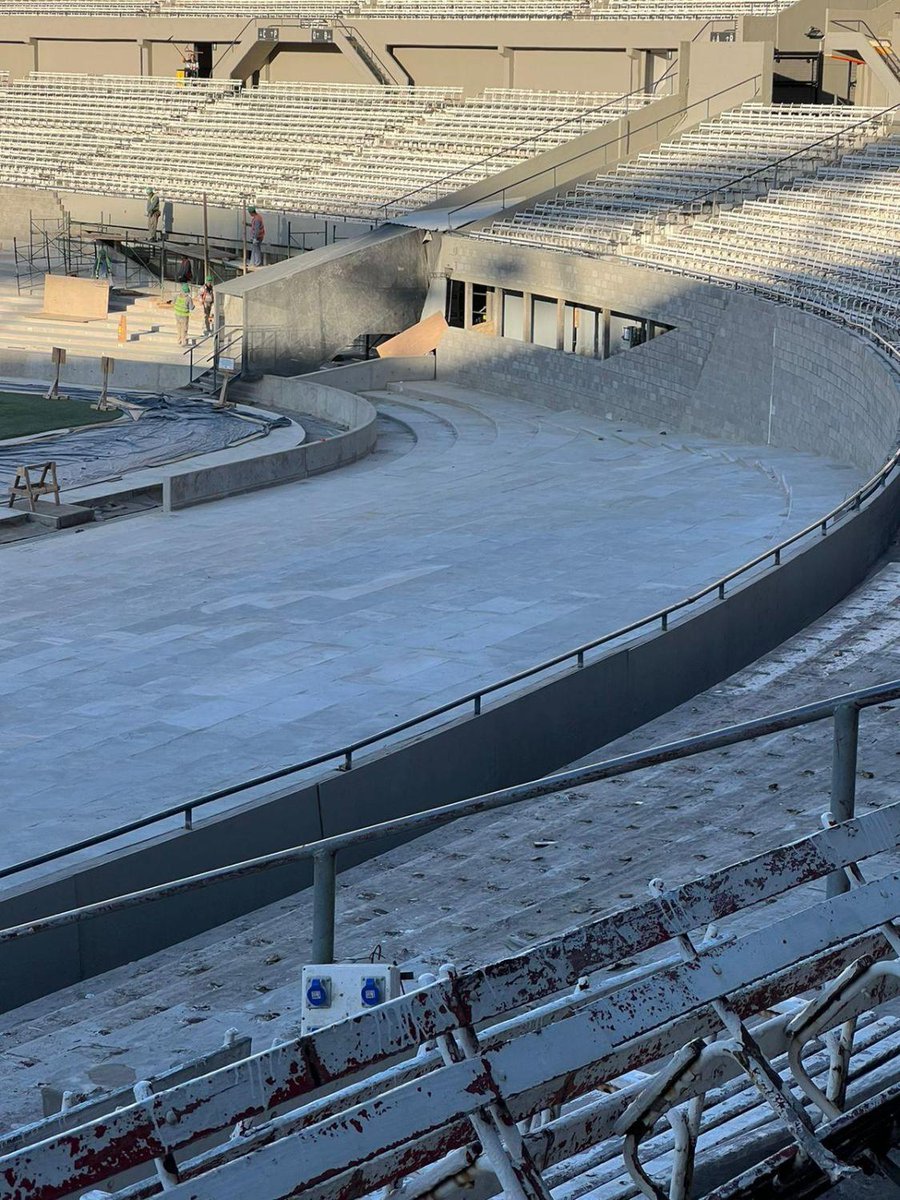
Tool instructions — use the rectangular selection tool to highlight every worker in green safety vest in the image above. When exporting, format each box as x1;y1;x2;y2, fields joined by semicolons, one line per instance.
173;282;194;347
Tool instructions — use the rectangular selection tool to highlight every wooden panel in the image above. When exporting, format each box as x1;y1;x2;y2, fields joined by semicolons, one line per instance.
41;275;109;322
376;312;448;358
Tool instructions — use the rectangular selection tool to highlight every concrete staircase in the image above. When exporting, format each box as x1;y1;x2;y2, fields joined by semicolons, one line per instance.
0;251;195;375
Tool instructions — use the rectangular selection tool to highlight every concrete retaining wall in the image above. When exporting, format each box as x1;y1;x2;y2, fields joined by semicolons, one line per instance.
0;352;190;393
161;357;434;509
305;355;436;391
436;238;900;476
217;225;437;375
162;375;378;510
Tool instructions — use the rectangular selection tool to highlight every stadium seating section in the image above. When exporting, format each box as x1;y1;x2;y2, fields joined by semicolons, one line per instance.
478;105;892;248
478;102;900;352
0;0;802;16
0;74;654;216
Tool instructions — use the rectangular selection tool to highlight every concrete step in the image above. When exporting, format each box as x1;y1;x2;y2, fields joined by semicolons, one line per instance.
10;499;94;529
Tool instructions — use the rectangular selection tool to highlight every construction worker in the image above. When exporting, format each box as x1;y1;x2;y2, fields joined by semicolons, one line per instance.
199;275;215;334
173;282;194;347
246;206;265;268
147;187;161;241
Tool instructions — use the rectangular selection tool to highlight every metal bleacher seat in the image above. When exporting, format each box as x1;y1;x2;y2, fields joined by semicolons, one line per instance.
5;801;900;1199
1;78;657;220
622;127;900;343
478;103;892;252
0;73;238;191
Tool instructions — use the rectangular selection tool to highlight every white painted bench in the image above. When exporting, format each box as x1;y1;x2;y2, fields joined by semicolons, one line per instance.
4;802;900;1200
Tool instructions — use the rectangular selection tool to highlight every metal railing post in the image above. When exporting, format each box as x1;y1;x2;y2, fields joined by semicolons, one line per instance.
312;849;337;963
827;703;860;897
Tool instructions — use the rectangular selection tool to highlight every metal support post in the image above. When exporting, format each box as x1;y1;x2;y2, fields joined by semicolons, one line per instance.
828;704;859;897
312;850;336;964
241;197;248;275
202;191;210;282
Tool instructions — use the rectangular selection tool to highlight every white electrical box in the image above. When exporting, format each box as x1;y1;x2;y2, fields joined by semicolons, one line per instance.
301;963;403;1035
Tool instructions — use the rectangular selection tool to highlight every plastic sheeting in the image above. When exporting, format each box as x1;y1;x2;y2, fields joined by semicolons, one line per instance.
0;384;289;490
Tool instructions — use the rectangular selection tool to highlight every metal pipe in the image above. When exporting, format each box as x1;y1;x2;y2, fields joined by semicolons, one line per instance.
202;191;210;282
312;850;337;963
0;681;897;948
827;704;860;897
241;197;248;275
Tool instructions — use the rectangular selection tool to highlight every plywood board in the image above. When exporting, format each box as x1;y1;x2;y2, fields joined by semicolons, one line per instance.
41;275;110;323
376;312;448;359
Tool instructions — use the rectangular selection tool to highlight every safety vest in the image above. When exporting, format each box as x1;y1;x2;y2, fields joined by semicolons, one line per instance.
173;291;192;317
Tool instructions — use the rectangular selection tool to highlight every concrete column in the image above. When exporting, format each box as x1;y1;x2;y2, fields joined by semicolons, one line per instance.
522;291;533;343
28;37;39;72
555;298;565;351
499;45;514;87
486;288;497;329
463;281;474;330
601;307;611;360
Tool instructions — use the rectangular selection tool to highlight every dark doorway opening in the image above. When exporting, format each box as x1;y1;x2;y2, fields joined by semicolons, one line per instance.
196;43;213;79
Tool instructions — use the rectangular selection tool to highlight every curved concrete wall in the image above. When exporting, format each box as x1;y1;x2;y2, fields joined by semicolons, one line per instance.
162;374;378;509
436;239;900;476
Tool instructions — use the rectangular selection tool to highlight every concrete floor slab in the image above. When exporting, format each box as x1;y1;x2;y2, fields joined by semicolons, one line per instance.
0;381;863;881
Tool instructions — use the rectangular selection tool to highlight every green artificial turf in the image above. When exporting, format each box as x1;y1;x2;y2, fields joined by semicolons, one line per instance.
0;391;119;441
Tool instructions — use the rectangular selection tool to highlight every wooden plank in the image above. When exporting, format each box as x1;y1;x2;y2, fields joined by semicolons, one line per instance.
375;312;448;358
41;275;109;322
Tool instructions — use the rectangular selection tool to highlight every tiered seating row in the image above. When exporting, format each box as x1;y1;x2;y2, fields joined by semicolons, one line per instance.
265;88;654;216
476;104;892;254
0;0;795;16
592;0;794;17
5;77;653;217
624;133;900;350
0;72;238;189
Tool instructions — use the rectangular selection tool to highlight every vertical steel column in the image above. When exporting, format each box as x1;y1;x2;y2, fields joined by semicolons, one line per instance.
827;703;860;897
312;850;337;963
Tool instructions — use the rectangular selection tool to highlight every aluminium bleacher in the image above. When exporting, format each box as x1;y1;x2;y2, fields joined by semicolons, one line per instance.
475;103;892;253
0;76;657;218
4;797;900;1198
622;130;900;352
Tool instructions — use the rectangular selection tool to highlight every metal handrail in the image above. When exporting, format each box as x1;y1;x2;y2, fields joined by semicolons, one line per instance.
1;428;898;889
445;72;763;225
331;13;407;86
831;17;900;82
1;679;896;952
376;61;681;217
629;96;900;227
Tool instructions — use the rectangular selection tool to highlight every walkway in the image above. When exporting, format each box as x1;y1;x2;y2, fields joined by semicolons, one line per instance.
0;552;896;1132
0;379;862;877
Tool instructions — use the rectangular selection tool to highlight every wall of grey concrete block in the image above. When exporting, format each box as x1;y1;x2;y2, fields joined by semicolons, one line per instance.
0;185;63;243
436;237;900;476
